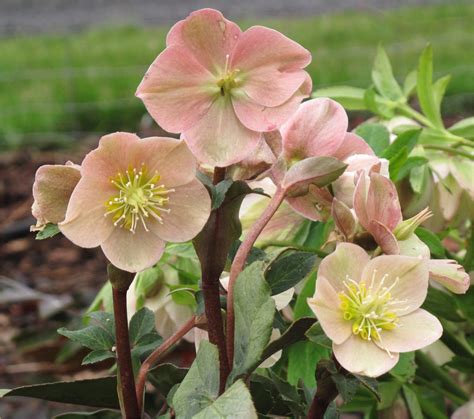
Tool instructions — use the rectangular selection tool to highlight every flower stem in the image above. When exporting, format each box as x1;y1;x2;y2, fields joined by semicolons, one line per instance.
424;144;474;160
226;186;286;365
112;286;140;419
135;316;197;412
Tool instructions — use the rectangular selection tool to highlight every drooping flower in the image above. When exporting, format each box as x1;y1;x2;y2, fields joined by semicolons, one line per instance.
31;162;81;230
308;243;442;377
136;8;312;167
59;132;211;273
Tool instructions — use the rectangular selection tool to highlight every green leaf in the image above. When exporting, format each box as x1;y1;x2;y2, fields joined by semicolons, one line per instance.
422;287;465;322
448;117;474;140
377;380;402;410
148;363;188;396
35;223;60;240
132;332;162;358
445;355;474;374
354;123;390;156
58;325;114;352
403;70;417;97
134;266;163;310
363;86;393;119
371;45;404;100
305;322;332;349
393;156;428;182
212;179;234;210
172;341;220;418
81;350;115;365
86;282;113;314
287;341;329;388
312;86;367;110
259;317;317;365
402;385;423;419
0;377;119;409
229;261;275;382
168;284;198;306
382;129;421;161
432;75;451;111
265;251;316;295
54;410;120;419
415;227;446;258
294;273;316;319
389;352;416;383
128;307;156;345
332;374;360;404
194;380;257;419
417;44;443;129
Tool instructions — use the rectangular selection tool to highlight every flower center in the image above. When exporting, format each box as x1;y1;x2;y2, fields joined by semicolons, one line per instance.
216;54;241;96
104;164;173;233
338;272;404;343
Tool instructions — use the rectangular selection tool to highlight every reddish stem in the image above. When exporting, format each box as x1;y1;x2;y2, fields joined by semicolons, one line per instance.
112;287;140;419
225;186;286;365
136;316;196;413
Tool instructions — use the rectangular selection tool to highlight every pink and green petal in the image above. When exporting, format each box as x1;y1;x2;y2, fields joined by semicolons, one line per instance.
166;8;242;74
331;198;357;239
332;133;375;161
361;255;429;314
377;309;442;353
281;98;348;161
149;179;211;242
285;185;332;221
353;173;370;229
308;276;352;344
429;259;470;294
318;243;370;292
60;178;115;248
101;224;166;273
183;95;261;166
369;220;400;255
136;46;215;133
333;335;400;377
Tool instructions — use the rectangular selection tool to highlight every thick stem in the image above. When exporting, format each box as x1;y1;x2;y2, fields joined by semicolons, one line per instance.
226;186;286;365
112;287;140;419
307;363;339;419
136;316;196;412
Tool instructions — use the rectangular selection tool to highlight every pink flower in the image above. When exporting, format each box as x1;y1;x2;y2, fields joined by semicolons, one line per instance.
32;162;81;230
308;243;442;377
136;8;311;167
59;133;211;273
428;259;470;294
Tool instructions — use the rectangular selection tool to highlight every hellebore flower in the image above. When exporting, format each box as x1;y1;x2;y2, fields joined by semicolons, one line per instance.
32;162;81;230
60;132;211;273
136;8;312;167
308;243;442;377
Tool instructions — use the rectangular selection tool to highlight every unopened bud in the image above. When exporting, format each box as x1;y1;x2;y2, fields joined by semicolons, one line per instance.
393;207;432;241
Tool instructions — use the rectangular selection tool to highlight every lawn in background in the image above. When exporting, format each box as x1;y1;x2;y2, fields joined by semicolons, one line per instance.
1;2;473;149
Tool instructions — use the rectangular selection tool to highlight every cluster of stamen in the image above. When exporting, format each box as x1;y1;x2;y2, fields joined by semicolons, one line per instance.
216;54;241;96
104;164;173;233
338;270;406;348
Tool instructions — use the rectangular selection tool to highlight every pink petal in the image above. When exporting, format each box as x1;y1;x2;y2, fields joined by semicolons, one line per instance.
353;173;369;229
60;178;115;248
149;179;211;242
332;133;375;161
231;26;311;107
333;334;399;377
366;173;402;231
136;46;215;133
101;224;166;273
281;98;348;161
361;255;429;315
398;234;430;259
81;132;139;184
134;137;198;187
183;95;261;166
369;220;400;255
286;185;333;222
331;198;356;239
318;243;370;293
377;309;442;353
308;276;352;344
232;73;312;132
166;8;242;74
32;164;81;224
429;259;470;294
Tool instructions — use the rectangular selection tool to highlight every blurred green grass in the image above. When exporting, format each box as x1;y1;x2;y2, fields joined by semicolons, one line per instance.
1;3;473;149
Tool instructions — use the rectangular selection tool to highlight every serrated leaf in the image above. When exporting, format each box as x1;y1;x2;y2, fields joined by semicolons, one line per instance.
35;223;60;240
81;350;115;365
332;374;360;404
393;156;428;182
129;307;156;345
148;363;188;396
294;273;316;319
287;341;329;388
194;380;258;419
382;129;421;161
0;377;119;409
132;332;162;358
371;45;403;100
212;179;234;210
389;352;416;382
229;261;275;382
172;341;220;418
417;44;443;129
265;251;316;295
58;325;114;351
305;322;332;349
312;86;367;110
354;123;390;156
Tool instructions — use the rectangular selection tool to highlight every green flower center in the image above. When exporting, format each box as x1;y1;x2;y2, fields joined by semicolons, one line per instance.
104;164;173;233
216;54;241;96
338;273;402;343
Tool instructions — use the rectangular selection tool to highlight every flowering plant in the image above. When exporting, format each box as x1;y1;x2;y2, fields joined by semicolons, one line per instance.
3;8;472;419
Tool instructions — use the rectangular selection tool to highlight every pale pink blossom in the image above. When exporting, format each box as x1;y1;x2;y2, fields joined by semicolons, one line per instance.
136;8;312;167
60;133;211;273
32;162;81;230
308;243;442;377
